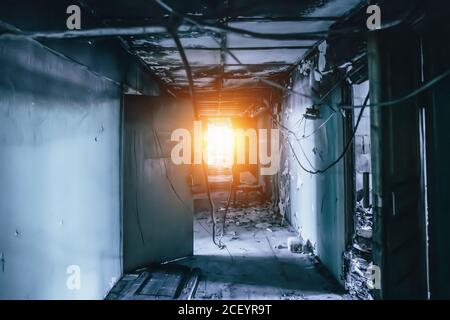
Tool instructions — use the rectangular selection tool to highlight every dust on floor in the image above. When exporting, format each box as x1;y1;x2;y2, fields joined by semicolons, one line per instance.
176;200;348;300
107;198;349;300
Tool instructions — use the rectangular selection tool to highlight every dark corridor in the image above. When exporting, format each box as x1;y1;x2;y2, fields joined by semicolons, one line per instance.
1;0;450;302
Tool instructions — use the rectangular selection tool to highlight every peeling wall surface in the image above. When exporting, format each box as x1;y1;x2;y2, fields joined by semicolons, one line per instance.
0;37;146;299
279;70;346;284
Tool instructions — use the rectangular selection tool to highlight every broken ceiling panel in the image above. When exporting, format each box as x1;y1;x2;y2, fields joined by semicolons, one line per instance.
81;0;366;116
225;36;317;48
223;78;263;89
134;49;221;65
228;21;333;34
128;36;221;49
226;49;308;65
128;33;219;49
224;64;290;78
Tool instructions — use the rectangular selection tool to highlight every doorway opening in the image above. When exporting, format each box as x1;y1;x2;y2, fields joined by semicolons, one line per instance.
343;81;375;300
179;117;346;300
109;101;349;299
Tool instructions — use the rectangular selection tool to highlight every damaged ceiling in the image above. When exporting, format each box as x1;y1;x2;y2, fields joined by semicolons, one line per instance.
79;0;366;116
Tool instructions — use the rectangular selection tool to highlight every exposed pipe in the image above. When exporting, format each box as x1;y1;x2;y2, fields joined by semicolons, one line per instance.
168;23;224;249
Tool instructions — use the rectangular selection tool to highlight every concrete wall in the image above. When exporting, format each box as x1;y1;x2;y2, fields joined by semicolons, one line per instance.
0;35;157;299
278;70;347;284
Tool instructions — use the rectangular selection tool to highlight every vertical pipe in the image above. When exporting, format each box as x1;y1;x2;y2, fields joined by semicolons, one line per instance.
367;31;384;300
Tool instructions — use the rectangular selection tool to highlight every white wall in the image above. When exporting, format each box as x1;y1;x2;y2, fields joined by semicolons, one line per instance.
0;38;122;299
279;71;346;284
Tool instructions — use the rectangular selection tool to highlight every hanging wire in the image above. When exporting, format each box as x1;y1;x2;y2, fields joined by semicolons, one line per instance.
339;68;450;109
269;65;450;175
275;64;450;143
0;0;428;108
153;0;423;105
157;1;450;178
300;112;338;140
277;92;370;175
276;120;317;171
167;23;225;249
0;1;418;41
155;0;448;115
154;0;418;40
154;0;321;102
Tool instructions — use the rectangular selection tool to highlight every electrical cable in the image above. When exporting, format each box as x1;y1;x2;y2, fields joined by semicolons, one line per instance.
274;65;450;143
220;172;234;243
286;74;347;139
0;1;417;41
154;0;320;102
279;92;369;175
154;0;416;41
156;1;449;177
274;65;450;175
156;0;362;122
300;112;338;140
167;23;225;249
0;25;167;40
277;121;317;171
339;68;450;109
0;1;422;104
166;2;350;182
153;0;421;104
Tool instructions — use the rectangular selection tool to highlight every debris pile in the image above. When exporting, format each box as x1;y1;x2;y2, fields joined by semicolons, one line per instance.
288;236;304;253
343;201;374;300
221;200;281;227
287;236;314;254
199;197;285;241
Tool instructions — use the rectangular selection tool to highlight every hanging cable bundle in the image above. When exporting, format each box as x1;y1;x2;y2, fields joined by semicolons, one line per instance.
167;22;225;249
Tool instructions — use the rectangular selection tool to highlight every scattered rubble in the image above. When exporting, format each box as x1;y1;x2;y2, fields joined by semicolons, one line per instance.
343;250;373;300
255;223;272;229
343;201;374;300
287;236;304;253
281;292;305;300
191;191;347;300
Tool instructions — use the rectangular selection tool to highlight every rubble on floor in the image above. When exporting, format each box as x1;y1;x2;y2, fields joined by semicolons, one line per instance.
109;193;347;300
343;201;374;300
186;194;347;300
214;197;286;237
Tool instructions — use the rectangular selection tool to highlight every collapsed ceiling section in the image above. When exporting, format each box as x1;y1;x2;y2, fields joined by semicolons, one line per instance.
81;0;365;116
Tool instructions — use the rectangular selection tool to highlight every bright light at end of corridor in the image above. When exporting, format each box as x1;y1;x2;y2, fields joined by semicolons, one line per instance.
206;122;234;167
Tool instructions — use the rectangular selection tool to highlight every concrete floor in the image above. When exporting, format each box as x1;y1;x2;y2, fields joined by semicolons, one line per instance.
107;189;348;300
176;197;347;300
